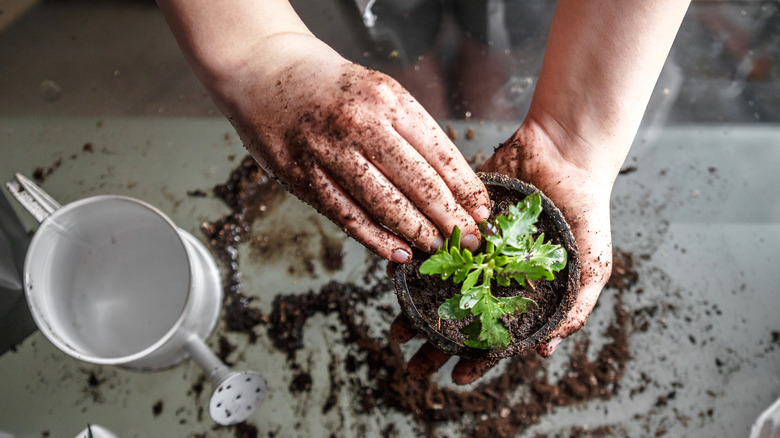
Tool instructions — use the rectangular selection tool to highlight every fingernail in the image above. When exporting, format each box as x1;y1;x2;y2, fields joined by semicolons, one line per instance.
391;248;411;263
461;233;479;251
431;237;444;251
473;205;490;222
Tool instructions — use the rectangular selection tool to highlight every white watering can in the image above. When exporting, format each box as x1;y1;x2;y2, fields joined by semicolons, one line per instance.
5;174;266;426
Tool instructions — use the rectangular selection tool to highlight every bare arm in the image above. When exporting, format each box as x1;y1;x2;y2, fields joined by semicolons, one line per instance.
485;0;690;357
155;0;310;91
531;0;690;177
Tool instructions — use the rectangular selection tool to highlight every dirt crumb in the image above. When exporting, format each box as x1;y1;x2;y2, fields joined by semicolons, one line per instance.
607;249;639;291
446;124;458;141
152;400;163;417
201;156;285;341
289;372;313;394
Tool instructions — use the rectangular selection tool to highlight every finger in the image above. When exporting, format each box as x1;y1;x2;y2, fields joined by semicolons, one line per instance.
293;165;414;263
539;224;613;357
392;103;491;223
312;139;444;252
356;123;483;251
451;358;498;386
389;313;416;343
538;281;602;357
407;342;451;379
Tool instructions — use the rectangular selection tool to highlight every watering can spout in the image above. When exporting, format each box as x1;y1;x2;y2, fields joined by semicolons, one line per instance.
183;333;267;425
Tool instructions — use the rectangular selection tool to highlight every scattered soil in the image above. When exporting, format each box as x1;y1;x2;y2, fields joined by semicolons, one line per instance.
152;400;163;417
289;372;313;394
201;156;346;341
262;265;631;438
33;158;62;183
217;335;236;366
446;124;458;141
82;369;106;403
200;156;287;341
607;249;639;290
213;422;259;438
187;189;209;198
203;156;639;437
189;374;207;399
31;141;105;183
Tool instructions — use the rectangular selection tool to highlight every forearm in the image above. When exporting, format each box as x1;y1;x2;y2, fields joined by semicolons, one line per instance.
155;0;314;91
528;0;689;180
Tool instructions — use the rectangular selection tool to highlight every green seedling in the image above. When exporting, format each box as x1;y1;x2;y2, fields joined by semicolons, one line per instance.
419;193;567;349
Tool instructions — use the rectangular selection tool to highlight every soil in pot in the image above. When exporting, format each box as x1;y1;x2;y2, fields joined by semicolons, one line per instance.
395;173;580;360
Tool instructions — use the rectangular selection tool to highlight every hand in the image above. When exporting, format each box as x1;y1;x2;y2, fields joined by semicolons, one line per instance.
215;34;490;262
390;120;615;385
482;120;614;356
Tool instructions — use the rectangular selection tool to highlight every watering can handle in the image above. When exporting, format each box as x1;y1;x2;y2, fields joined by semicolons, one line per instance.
4;173;61;223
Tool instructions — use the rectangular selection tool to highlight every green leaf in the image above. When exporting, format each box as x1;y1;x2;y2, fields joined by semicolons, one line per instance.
418;250;455;277
419;246;476;284
462;320;491;349
463;338;491;349
476;310;511;349
462;247;473;264
497;193;542;243
459;292;480;309
505;261;555;284
450;226;461;251
461;319;482;337
462;269;482;292
438;295;470;319
500;296;538;314
529;233;567;271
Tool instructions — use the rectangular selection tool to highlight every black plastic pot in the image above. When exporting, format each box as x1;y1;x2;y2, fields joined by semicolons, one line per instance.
393;172;581;360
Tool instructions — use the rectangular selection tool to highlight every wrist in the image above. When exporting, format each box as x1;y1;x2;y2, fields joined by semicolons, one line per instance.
204;33;346;119
522;108;630;187
490;119;615;205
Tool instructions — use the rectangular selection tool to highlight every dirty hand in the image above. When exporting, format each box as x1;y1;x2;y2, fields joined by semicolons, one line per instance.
388;0;689;381
388;120;616;385
482;121;615;357
216;34;489;262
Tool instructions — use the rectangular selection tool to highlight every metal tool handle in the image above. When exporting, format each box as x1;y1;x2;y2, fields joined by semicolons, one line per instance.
4;173;61;223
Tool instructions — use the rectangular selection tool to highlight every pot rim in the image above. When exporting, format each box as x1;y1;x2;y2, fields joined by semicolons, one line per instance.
393;172;581;359
23;195;195;366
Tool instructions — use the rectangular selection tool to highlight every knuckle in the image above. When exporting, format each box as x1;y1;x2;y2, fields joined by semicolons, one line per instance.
453;179;490;210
